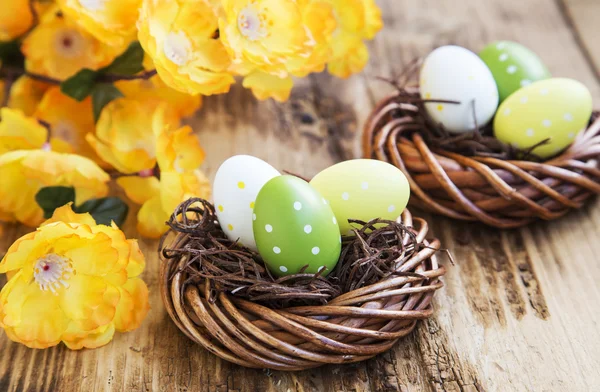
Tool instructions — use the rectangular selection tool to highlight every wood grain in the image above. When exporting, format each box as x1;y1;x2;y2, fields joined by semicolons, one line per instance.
2;0;600;390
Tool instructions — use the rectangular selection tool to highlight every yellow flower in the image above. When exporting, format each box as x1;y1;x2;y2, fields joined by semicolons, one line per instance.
57;0;142;47
0;108;47;155
0;108;71;155
22;6;120;80
34;87;106;166
86;98;175;174
324;0;383;78
115;75;202;118
117;125;210;238
242;71;293;102
0;0;34;41
137;0;235;95
0;150;109;226
0;204;149;349
219;0;314;76
7;77;52;117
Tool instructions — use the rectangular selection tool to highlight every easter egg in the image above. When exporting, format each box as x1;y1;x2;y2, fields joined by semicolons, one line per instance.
494;78;593;159
309;159;410;235
479;41;551;102
213;155;280;250
420;45;499;133
253;175;341;277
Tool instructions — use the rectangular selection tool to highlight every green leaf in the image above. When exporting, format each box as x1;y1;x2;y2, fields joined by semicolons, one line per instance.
100;41;145;75
60;69;98;101
91;84;123;122
76;197;129;227
0;40;24;68
35;186;76;219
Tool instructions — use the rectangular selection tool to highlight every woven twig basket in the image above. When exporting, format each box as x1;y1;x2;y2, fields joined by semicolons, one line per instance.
159;205;445;371
363;88;600;228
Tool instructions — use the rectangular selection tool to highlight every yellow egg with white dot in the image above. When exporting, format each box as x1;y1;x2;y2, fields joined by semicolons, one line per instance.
213;155;280;250
309;159;410;235
494;78;593;159
420;45;499;133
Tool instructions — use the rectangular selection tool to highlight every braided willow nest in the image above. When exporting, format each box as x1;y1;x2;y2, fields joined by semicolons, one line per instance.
363;87;600;228
159;198;446;370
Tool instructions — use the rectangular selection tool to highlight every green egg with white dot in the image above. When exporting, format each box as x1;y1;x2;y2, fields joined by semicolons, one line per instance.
309;159;410;235
479;41;551;102
494;78;592;159
253;175;341;277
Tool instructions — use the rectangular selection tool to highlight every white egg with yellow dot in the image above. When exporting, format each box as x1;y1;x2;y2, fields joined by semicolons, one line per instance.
213;155;280;250
420;45;499;133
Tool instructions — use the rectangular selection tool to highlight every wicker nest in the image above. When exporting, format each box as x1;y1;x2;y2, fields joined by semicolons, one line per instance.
363;87;600;228
159;198;446;370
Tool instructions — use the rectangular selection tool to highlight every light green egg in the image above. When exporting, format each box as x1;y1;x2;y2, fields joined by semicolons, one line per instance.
494;78;593;159
253;175;341;277
479;41;551;102
309;159;410;235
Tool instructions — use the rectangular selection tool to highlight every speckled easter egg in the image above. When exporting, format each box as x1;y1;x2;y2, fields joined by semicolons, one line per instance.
479;41;551;102
420;45;499;133
494;78;593;159
253;175;341;277
309;159;410;235
213;155;280;250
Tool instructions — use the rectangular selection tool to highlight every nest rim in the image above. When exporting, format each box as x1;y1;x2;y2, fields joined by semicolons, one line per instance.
363;88;600;229
158;200;446;371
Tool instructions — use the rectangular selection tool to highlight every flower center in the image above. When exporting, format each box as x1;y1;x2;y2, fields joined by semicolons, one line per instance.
237;4;270;41
54;29;84;58
53;121;76;144
34;254;74;294
163;31;191;66
78;0;107;11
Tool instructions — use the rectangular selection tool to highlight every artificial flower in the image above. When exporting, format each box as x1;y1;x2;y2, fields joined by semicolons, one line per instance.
34;87;106;166
6;77;52;117
57;0;142;47
218;0;316;76
115;75;202;118
324;0;383;78
0;108;47;155
137;0;235;95
242;71;294;102
0;0;35;41
0;150;109;226
86;98;175;174
0;204;149;349
117;125;210;238
0;108;71;155
22;6;121;80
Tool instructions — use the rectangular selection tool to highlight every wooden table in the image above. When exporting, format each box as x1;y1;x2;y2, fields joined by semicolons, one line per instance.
2;0;600;390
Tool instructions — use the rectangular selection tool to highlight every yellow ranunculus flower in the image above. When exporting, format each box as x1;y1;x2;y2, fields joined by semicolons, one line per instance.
0;0;34;41
0;108;47;155
0;150;109;227
115;76;202;118
117;125;210;238
7;77;52;117
219;0;314;76
22;6;121;80
242;71;294;102
0;108;72;155
324;0;383;78
137;0;235;96
57;0;142;47
0;204;149;349
34;87;106;167
86;98;175;174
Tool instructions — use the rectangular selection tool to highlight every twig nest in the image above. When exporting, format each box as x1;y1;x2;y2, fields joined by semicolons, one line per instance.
363;89;600;228
158;198;446;370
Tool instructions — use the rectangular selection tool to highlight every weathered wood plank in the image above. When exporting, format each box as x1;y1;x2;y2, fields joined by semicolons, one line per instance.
560;0;600;80
1;0;600;391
